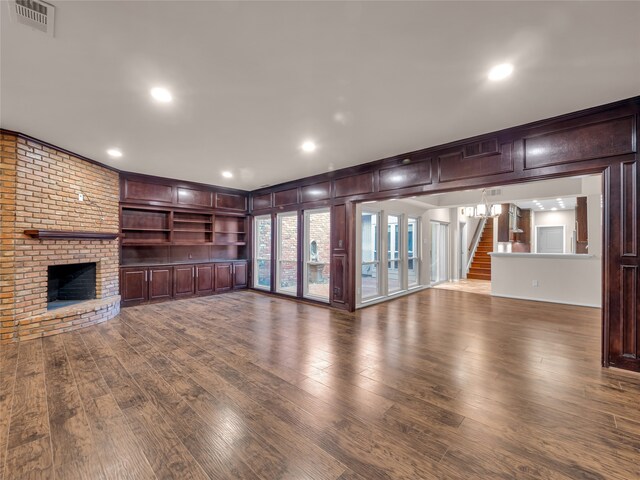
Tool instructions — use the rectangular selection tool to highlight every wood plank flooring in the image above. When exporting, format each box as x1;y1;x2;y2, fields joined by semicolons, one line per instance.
1;289;639;479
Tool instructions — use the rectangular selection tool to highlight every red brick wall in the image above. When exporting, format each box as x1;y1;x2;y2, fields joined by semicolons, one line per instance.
0;135;120;342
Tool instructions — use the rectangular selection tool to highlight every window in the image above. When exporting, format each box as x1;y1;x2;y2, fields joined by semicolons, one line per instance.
361;212;380;300
253;215;272;290
276;212;298;295
408;217;419;287
304;208;330;302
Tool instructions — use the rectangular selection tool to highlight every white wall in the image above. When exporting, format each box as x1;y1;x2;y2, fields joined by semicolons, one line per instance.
532;209;576;253
491;254;601;307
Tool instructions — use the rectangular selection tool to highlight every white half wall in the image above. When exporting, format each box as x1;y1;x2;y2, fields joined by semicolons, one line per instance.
490;253;601;307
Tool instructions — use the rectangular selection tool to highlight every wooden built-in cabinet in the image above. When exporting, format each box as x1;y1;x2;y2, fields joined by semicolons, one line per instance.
121;261;248;306
119;172;250;307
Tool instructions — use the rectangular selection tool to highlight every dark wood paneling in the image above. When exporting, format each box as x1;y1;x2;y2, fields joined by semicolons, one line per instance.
252;193;272;211
177;187;213;208
273;188;298;207
214;263;233;292
331;254;346;304
120;268;148;306
524;116;635;169
170;245;210;264
233;262;248;289
332;204;346;252
301;182;331;202
379;160;432;191
334;173;373;198
576;196;589;254
195;264;214;295
173;265;195;298
148;267;172;302
464;138;499;157
622;161;637;256
621;266;638;358
123;179;173;203
216;193;247;211
438;144;513;182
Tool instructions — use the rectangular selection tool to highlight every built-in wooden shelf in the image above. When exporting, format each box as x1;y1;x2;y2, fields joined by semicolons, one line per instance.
24;229;119;240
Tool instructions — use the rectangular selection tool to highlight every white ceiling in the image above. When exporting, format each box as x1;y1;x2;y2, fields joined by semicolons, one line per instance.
2;1;639;191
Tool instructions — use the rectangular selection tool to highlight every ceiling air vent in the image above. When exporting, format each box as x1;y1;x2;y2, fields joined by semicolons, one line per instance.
12;0;55;36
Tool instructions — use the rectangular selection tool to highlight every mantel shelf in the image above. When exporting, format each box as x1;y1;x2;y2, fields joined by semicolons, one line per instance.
24;229;119;240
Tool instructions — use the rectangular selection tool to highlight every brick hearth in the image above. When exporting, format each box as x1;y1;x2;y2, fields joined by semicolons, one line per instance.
0;133;120;342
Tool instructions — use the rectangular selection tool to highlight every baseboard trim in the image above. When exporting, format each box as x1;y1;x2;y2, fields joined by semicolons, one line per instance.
490;292;601;309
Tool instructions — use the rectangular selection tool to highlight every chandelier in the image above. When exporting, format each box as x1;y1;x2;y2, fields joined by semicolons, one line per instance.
464;189;502;218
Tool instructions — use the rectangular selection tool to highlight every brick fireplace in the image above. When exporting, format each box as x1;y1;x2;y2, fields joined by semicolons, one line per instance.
0;132;121;342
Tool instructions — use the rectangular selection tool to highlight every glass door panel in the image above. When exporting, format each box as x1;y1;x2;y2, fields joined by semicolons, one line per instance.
387;214;402;293
253;215;272;290
277;212;298;295
408;217;419;287
361;212;380;300
303;209;331;301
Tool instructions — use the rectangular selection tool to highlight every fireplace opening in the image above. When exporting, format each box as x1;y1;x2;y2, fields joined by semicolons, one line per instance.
47;262;96;310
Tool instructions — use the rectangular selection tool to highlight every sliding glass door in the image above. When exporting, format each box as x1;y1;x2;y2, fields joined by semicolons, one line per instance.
430;221;449;285
276;212;298;295
303;208;330;302
387;214;402;293
361;212;380;300
253;215;272;290
408;217;419;287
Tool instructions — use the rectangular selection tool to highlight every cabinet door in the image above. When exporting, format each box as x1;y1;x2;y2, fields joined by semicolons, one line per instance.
149;267;173;301
173;265;195;298
233;262;248;289
195;264;214;295
120;268;148;306
214;263;233;292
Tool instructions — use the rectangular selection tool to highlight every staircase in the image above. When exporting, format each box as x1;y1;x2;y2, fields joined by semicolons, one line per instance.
467;221;493;281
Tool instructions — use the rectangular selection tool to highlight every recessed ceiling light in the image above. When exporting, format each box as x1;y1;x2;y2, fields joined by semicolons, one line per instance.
551;207;558;211
222;171;233;178
532;200;538;203
488;63;514;81
556;198;562;201
107;148;122;158
150;87;172;103
301;141;317;153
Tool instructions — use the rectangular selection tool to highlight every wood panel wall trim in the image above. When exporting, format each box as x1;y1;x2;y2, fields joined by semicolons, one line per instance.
523;115;636;170
621;161;638;256
620;265;638;358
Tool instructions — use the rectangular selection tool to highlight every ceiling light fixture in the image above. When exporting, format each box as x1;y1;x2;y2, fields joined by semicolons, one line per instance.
551;207;558;211
106;148;122;158
301;141;317;153
222;171;233;178
488;63;514;81
150;87;172;103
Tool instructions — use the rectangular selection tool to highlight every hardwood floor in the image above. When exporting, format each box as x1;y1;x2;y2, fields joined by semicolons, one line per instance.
433;279;492;295
1;289;639;479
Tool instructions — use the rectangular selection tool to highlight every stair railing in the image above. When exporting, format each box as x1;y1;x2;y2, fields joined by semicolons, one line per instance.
466;217;488;276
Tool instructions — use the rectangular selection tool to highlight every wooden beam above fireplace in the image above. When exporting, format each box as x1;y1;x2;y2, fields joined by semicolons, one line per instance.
24;230;119;240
